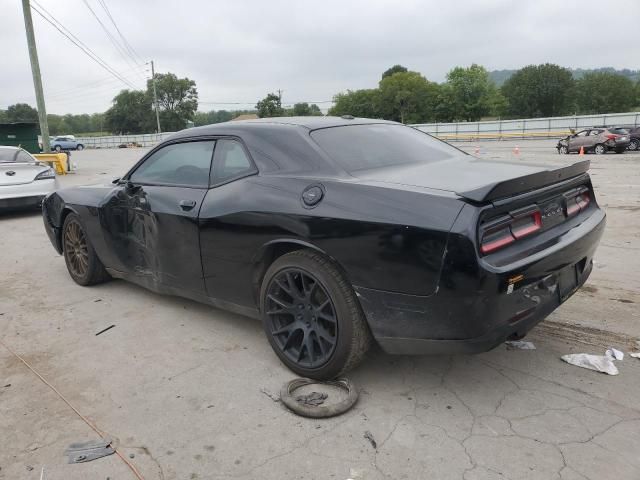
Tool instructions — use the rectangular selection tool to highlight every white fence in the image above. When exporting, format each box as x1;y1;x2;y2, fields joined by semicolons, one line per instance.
413;111;640;141
75;132;175;149
75;111;640;148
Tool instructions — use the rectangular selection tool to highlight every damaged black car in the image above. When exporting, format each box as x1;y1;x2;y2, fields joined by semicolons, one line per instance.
42;117;606;379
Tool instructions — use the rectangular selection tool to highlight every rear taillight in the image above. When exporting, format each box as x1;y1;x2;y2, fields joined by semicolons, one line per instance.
480;206;542;254
565;188;590;217
606;134;618;140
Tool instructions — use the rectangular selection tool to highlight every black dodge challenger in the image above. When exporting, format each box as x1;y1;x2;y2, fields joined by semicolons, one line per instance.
42;117;605;379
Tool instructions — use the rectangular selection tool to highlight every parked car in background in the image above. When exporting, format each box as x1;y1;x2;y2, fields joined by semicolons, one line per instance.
51;136;84;152
42;117;605;379
557;127;630;154
0;146;58;210
619;126;640;151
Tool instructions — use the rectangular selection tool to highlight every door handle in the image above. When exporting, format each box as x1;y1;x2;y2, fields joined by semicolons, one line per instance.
179;199;197;211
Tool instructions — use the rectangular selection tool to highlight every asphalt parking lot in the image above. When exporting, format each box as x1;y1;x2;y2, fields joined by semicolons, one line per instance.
1;139;639;479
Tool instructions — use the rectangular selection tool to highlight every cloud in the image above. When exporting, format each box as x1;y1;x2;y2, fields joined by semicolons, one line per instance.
1;0;637;114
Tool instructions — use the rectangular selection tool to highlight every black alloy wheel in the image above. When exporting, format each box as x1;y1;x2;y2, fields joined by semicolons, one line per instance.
260;250;371;379
265;268;338;369
629;139;639;151
594;144;606;155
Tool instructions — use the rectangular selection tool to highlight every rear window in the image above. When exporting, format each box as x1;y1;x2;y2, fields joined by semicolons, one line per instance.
310;124;459;172
609;128;629;135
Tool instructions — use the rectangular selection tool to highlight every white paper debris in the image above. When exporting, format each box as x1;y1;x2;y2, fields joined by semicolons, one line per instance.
630;352;640;359
561;353;619;375
505;340;536;350
605;348;624;361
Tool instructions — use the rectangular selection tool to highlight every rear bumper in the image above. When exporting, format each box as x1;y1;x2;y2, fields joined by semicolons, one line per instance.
356;208;606;355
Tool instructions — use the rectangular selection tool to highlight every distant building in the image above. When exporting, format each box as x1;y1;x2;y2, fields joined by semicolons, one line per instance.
0;122;39;153
231;114;259;121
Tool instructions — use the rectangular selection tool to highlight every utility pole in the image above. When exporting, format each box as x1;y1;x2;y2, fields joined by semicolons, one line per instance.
151;60;161;133
21;0;50;153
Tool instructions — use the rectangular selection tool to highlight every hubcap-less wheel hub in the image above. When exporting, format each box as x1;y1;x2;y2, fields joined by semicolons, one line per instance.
265;269;338;368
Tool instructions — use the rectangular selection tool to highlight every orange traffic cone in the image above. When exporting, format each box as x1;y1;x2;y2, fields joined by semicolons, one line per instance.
514;145;520;155
579;146;584;155
474;145;480;155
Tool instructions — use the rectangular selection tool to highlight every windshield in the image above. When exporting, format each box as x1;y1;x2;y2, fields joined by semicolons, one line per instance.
0;149;19;163
310;124;461;173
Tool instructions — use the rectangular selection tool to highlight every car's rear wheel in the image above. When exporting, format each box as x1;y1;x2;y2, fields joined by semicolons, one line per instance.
594;144;606;155
76;144;84;151
260;250;371;380
628;139;639;151
62;213;110;286
558;145;568;154
54;145;62;152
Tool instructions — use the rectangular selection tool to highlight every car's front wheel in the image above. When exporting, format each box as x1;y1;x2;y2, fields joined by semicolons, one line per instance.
594;144;606;155
76;144;84;151
558;145;568;154
62;213;110;286
260;250;371;380
54;145;62;152
628;139;639;151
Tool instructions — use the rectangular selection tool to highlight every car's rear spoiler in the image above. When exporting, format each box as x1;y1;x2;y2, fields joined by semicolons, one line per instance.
457;160;591;203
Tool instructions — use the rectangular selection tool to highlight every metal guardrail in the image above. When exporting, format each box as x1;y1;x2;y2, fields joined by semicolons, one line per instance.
75;132;175;149
73;111;640;148
413;111;640;141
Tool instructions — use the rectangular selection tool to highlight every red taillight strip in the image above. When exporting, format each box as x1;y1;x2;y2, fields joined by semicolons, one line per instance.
480;234;515;254
511;211;542;239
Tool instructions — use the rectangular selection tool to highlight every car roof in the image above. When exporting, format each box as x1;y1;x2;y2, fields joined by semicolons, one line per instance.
0;146;21;151
170;116;397;139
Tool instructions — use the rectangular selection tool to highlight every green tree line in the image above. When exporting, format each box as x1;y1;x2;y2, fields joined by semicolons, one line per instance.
3;64;640;135
329;63;640;123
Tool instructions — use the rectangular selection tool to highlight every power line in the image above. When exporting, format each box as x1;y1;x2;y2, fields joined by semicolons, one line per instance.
96;0;143;64
31;0;137;89
81;0;141;75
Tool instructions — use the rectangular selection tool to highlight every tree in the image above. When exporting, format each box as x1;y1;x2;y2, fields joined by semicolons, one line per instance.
378;71;439;123
6;103;39;123
104;90;154;134
256;93;284;117
328;89;381;118
147;73;198;131
445;64;494;121
290;102;322;116
382;65;408;80
575;72;636;114
501;64;574;118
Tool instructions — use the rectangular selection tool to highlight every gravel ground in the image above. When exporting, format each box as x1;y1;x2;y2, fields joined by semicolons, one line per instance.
1;141;639;480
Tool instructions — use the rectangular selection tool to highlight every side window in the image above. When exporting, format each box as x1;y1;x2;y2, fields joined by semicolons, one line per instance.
212;139;256;184
576;131;588;137
16;151;34;163
130;141;215;187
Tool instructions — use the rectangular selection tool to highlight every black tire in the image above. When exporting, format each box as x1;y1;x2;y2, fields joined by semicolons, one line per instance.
54;145;62;153
76;144;84;151
629;139;639;151
62;213;110;286
558;145;568;154
594;144;606;155
260;250;372;380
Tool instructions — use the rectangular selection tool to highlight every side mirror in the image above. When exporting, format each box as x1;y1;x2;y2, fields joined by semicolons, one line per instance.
111;177;120;184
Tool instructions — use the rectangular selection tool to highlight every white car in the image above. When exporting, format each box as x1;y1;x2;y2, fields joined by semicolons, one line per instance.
0;146;58;210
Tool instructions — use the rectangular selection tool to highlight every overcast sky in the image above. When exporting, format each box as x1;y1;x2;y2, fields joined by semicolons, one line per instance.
2;0;638;115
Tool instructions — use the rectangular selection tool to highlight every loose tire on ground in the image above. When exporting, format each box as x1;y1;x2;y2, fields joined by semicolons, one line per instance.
62;213;110;286
260;249;372;380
